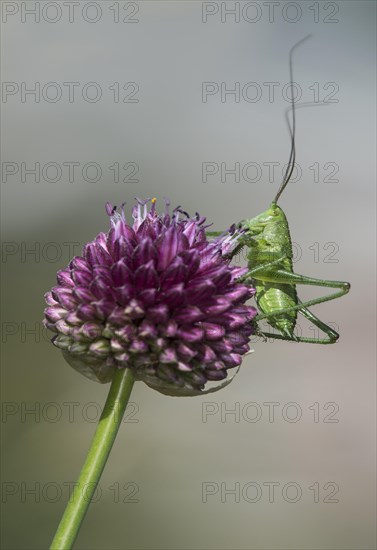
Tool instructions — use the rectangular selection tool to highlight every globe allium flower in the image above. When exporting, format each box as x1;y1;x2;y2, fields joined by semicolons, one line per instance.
44;198;257;396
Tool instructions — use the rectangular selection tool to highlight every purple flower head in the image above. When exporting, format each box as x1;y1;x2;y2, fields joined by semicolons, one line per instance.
44;198;257;396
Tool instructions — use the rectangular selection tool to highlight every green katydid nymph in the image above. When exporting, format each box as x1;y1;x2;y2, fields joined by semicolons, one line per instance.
209;36;350;344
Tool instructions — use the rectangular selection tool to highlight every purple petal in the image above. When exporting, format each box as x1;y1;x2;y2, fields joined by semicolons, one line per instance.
212;268;232;288
227;332;250;346
177;342;198;360
147;304;169;324
203;298;232;316
111;338;125;353
113;284;134;306
225;313;253;330
55;320;71;335
160;348;178;364
71;269;92;287
89;339;110;357
57;270;75;288
108;306;127;326
177;361;193;372
94;243;113;266
199;344;217;362
111;259;133;286
83;243;98;266
138;320;158;339
177;326;204;343
45;307;67;323
93;299;115;320
202;322;226;340
124;299;145;320
114;352;130;364
134;261;159;290
230;266;248;282
157;226;179;270
129;339;149;354
224;286;254;304
43;320;57;332
69;257;91;273
161;320;178;338
174;306;205;324
65;312;82;325
182;220;198;246
51;288;77;309
81;322;103;340
220;352;242;368
57;293;77;310
210;340;234;354
76;304;98;321
180;249;201;277
132;238;158;268
185;279;216;302
44;292;58;306
115;325;136;342
74;287;96;303
163;283;186;309
139;288;157;307
112;235;134;262
90;277;115;300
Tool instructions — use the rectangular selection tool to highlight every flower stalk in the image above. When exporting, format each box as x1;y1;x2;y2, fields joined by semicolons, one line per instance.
50;367;135;550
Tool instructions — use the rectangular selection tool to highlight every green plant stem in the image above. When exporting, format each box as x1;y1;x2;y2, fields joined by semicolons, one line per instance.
50;368;135;550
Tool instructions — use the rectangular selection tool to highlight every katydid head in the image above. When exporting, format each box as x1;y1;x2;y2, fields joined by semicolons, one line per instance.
239;203;287;236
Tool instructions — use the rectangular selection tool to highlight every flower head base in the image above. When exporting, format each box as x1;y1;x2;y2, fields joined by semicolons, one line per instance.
44;198;257;396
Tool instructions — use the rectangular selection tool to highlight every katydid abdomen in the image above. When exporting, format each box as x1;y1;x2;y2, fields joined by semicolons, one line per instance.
255;283;297;338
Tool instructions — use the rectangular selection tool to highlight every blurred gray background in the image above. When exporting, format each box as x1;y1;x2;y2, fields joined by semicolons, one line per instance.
1;1;376;549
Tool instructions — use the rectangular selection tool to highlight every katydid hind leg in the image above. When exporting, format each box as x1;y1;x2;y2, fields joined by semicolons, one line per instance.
297;301;339;343
254;330;337;344
240;254;288;284
256;299;340;344
255;269;350;322
255;327;301;343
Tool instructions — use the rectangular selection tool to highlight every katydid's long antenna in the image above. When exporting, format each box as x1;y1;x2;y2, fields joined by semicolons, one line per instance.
273;35;312;205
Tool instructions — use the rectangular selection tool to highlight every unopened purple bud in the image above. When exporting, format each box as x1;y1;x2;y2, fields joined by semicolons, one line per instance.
160;348;178;364
57;270;75;288
45;307;67;323
174;306;204;324
89;339;110;357
177;326;204;343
